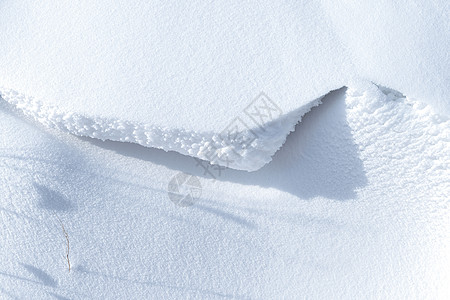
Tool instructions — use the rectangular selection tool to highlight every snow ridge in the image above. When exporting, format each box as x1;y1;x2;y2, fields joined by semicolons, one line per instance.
0;88;321;171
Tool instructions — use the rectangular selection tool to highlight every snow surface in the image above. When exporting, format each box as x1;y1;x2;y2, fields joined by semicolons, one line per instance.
0;84;448;299
320;0;450;114
0;2;448;298
1;1;448;170
0;88;321;172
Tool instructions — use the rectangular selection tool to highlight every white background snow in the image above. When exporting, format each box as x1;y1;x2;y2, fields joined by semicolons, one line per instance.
1;1;448;171
0;1;449;299
1;85;448;299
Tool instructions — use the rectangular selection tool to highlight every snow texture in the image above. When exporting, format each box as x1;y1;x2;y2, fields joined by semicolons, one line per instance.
0;88;321;171
0;84;448;299
320;0;450;114
1;1;448;171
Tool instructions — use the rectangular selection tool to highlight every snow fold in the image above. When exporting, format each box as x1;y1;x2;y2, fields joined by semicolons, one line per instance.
0;88;321;171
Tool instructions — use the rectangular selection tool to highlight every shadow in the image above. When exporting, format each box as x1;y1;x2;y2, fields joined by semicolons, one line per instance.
194;202;256;229
21;264;58;288
48;292;70;300
0;267;88;299
233;87;368;200
0;286;19;300
81;88;367;200
74;265;248;299
33;183;74;212
0;96;91;215
0;206;40;222
0;270;42;285
0;97;18;117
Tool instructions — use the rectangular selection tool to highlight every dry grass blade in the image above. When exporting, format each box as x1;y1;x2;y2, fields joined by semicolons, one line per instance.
56;215;71;272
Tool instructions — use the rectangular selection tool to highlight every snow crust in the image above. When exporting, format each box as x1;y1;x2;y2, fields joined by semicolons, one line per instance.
1;1;448;171
0;84;448;299
0;88;321;171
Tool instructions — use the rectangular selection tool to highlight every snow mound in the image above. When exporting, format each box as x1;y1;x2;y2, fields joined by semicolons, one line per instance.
0;1;448;171
320;0;450;114
0;83;448;299
0;88;321;171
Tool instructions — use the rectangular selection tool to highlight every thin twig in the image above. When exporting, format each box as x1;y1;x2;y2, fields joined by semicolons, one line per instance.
56;215;71;272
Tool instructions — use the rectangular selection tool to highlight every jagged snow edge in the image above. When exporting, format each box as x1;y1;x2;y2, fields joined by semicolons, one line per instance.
0;87;323;171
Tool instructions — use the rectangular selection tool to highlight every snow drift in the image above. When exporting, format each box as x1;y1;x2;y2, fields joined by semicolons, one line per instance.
0;83;448;299
0;1;448;171
0;88;322;171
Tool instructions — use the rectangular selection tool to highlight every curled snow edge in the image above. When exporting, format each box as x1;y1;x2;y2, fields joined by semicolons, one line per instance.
0;87;322;171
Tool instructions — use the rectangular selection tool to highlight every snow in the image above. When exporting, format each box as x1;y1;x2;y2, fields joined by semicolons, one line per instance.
0;0;350;129
1;84;448;298
320;0;450;114
0;2;448;298
0;88;321;171
1;1;447;170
